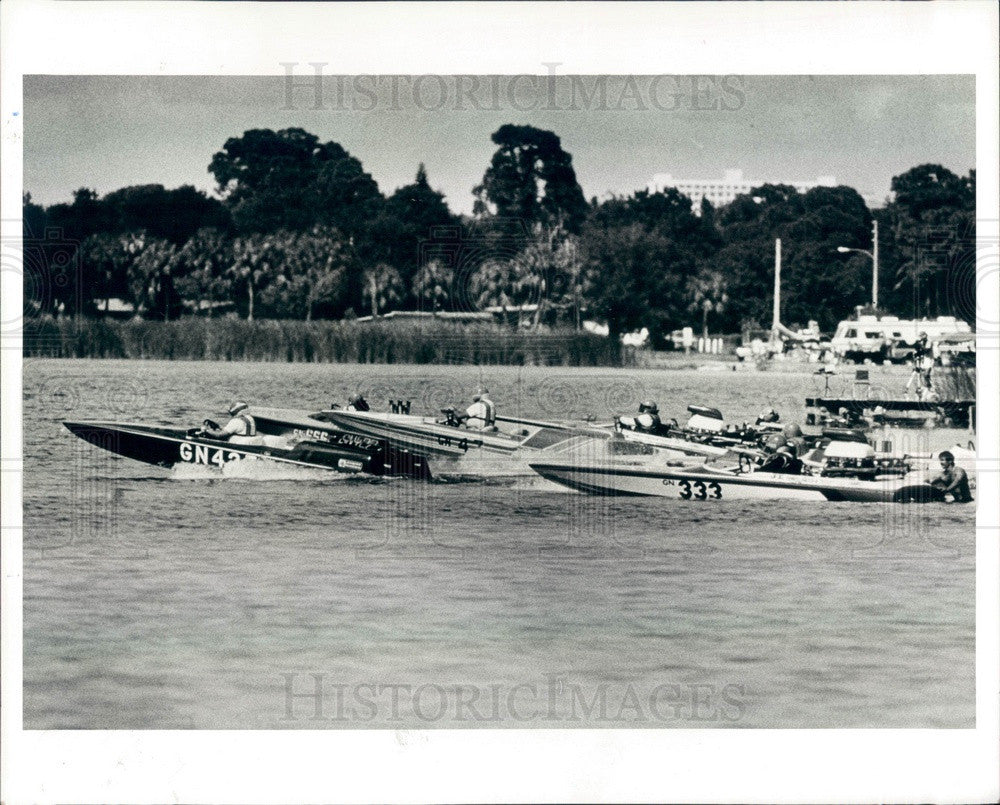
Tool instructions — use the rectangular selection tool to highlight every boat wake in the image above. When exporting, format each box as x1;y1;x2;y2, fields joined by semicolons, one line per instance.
169;460;344;482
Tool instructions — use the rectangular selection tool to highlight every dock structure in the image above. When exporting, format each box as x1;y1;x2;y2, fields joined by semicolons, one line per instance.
804;397;975;430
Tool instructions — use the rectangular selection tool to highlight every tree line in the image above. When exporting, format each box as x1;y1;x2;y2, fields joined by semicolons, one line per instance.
22;124;976;342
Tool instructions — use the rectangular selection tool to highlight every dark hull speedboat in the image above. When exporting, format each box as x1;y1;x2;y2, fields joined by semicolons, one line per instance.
64;421;432;479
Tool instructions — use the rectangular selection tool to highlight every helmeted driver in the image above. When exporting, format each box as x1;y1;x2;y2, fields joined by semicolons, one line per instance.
464;389;496;430
759;442;802;475
201;401;258;444
635;400;662;432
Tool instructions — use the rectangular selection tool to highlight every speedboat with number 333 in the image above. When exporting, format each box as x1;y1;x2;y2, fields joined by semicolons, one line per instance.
528;460;945;503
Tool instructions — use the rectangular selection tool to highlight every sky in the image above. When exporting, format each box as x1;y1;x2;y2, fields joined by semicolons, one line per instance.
23;74;975;214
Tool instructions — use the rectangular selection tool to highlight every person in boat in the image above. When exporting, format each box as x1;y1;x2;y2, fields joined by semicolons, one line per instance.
635;401;662;432
930;450;973;503
346;394;370;412
617;401;661;433
781;422;807;457
758;442;803;475
760;430;788;454
828;406;861;429
462;389;496;430
756;408;780;425
200;401;258;444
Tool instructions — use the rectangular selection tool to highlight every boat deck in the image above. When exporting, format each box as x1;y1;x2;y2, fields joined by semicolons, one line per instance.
804;397;975;429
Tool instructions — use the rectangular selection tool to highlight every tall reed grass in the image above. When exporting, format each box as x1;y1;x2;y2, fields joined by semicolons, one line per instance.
22;317;627;366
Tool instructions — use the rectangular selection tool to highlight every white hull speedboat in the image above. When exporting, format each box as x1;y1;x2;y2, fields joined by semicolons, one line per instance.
529;460;946;503
321;409;609;459
617;429;730;458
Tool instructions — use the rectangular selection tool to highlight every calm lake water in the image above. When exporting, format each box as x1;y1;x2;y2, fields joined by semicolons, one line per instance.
21;359;975;728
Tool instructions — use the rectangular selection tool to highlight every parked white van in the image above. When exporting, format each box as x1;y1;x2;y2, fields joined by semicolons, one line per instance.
829;315;972;362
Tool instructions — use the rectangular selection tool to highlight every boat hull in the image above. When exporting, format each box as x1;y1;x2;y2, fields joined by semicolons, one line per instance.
529;461;945;502
322;409;592;457
618;429;728;457
64;421;432;479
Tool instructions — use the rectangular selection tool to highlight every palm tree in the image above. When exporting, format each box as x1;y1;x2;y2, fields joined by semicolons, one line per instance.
362;262;403;316
687;269;729;339
412;258;454;313
470;258;522;325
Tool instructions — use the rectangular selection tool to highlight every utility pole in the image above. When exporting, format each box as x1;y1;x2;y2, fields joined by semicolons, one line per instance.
871;218;879;310
772;238;781;343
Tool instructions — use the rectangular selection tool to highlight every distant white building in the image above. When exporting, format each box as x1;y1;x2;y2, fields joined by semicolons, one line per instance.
649;169;838;212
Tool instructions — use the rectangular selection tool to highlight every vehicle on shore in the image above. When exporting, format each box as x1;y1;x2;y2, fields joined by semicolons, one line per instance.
829;314;971;364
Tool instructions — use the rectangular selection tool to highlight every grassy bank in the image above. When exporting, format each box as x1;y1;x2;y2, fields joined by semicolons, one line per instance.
22;317;628;366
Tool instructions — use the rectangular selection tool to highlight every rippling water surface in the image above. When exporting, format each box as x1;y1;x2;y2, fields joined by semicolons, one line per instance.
22;359;975;728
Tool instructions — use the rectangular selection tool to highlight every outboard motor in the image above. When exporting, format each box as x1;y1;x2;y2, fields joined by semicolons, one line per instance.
818;435;907;480
685;404;724;433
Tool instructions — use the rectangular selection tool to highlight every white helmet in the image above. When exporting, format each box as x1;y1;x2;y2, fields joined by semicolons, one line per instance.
229;401;249;415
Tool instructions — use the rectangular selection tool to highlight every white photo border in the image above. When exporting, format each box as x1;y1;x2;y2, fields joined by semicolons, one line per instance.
2;1;998;803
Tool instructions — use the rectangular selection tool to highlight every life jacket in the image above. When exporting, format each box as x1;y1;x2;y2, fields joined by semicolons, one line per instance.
466;399;495;429
635;413;661;432
234;412;257;436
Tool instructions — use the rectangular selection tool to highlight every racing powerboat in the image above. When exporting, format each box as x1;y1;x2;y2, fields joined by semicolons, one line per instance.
528;459;945;502
64;420;432;479
318;407;610;459
531;425;958;502
615;404;783;457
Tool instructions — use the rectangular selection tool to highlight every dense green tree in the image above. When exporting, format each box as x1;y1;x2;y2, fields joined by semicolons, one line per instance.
589;188;704;248
228;233;287;320
784;185;873;330
113;233;180;320
25;142;975;333
171;228;236;315
378;165;459;298
209;128;383;236
469;258;536;326
581;222;694;341
22;193;82;317
581;189;704;340
102;184;230;244
22;193;47;239
710;184;873;332
78;233;128;314
883;164;975;321
281;226;354;320
473;125;588;234
45;188;115;243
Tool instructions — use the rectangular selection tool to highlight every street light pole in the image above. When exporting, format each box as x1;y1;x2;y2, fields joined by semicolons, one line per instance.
837;219;880;310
